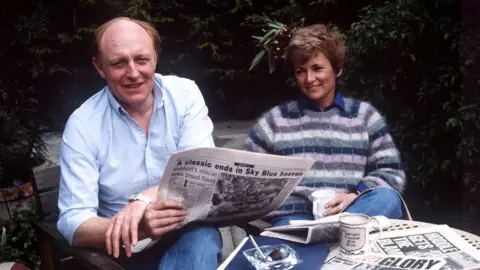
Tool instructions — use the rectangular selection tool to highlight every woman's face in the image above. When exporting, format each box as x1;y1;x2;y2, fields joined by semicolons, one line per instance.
293;51;342;110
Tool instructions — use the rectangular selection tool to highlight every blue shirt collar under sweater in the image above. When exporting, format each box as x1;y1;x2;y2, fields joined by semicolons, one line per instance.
297;91;345;112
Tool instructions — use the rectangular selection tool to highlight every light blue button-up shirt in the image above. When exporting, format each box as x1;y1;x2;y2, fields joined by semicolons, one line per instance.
57;74;215;245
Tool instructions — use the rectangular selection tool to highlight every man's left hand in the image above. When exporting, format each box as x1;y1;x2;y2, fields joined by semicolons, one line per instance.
323;193;357;216
105;200;148;258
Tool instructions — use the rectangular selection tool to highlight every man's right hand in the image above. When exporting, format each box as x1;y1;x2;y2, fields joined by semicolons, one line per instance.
142;199;186;239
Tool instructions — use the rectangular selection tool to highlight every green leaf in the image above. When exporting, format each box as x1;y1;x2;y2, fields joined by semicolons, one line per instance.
0;227;6;247
459;104;478;111
409;54;416;62
267;49;276;74
249;50;266;71
267;22;283;30
446;118;458;129
259;29;277;44
465;59;475;66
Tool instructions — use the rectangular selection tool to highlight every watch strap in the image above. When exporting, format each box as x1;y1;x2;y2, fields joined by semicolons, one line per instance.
129;193;152;205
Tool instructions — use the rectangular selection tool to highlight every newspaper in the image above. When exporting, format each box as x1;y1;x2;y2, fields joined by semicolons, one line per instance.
156;147;316;226
326;225;480;270
260;214;392;244
322;253;446;270
371;225;480;270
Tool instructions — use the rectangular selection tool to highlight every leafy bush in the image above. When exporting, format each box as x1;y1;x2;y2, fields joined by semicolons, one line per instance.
0;209;40;269
0;86;47;187
342;0;480;207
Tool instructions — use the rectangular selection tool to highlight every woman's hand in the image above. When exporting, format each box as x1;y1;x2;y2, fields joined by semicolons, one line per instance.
323;193;357;216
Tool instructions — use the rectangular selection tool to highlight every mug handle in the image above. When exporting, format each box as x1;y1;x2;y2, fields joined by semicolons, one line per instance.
312;200;321;216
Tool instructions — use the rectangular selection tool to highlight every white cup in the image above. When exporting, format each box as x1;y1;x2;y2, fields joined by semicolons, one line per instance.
311;189;336;219
339;213;382;258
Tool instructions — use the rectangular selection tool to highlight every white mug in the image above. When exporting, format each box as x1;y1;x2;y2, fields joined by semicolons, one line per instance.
339;213;382;258
311;189;336;219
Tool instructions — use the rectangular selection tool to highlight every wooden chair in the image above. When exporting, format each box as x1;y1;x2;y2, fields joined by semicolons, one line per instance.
30;162;263;270
31;165;124;270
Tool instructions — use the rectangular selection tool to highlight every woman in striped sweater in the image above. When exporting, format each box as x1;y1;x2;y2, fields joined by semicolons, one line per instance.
244;24;409;226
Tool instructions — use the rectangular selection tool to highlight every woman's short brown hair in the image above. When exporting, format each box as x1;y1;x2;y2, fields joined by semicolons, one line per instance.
94;17;161;57
286;24;346;73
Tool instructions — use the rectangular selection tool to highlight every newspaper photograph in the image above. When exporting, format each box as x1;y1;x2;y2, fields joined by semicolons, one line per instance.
371;225;480;270
322;254;446;270
157;147;316;226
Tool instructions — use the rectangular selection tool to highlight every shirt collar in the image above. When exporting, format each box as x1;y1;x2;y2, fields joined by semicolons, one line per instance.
297;91;345;112
107;76;164;115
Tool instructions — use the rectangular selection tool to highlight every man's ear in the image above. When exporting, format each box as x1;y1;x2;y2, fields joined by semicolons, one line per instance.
92;56;106;79
153;52;158;69
336;68;343;77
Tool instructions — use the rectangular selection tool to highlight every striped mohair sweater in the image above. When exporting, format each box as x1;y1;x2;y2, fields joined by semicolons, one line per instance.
243;96;405;217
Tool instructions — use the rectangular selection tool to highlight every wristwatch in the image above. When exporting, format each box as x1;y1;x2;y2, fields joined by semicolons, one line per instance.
128;193;152;205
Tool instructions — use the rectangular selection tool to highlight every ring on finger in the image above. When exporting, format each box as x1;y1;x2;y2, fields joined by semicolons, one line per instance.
339;204;343;211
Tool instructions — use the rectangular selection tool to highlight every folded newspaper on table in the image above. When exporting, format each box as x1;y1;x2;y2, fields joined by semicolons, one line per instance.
371;225;480;270
260;213;392;244
156;147;316;226
322;253;447;270
325;224;480;270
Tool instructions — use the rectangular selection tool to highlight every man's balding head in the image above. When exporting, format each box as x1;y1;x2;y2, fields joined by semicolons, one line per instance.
94;17;161;58
91;17;159;111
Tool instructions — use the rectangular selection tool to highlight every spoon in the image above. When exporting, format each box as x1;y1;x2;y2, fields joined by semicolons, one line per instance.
249;235;269;260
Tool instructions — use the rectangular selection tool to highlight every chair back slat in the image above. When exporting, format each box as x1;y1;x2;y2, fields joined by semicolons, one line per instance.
32;163;61;218
39;189;59;217
34;165;61;192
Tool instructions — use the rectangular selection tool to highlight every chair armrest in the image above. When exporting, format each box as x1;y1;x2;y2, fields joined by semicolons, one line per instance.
34;220;124;270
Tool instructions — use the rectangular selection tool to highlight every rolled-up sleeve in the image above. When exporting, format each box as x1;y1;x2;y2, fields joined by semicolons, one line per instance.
177;80;215;149
361;108;406;193
57;116;100;245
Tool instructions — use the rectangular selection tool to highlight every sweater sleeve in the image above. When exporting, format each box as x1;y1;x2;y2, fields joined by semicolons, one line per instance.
360;106;406;193
243;110;276;154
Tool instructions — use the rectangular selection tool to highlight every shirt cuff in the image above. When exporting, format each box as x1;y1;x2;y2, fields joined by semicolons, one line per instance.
355;183;371;194
131;238;160;253
57;209;98;246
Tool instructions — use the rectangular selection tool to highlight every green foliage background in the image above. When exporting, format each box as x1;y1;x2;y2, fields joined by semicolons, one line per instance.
0;0;478;243
343;0;480;212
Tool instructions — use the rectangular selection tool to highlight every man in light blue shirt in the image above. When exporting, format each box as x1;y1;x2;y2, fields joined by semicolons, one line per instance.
57;17;222;269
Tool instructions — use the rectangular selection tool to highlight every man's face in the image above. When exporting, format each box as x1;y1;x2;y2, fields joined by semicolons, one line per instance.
93;20;157;108
293;51;342;110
